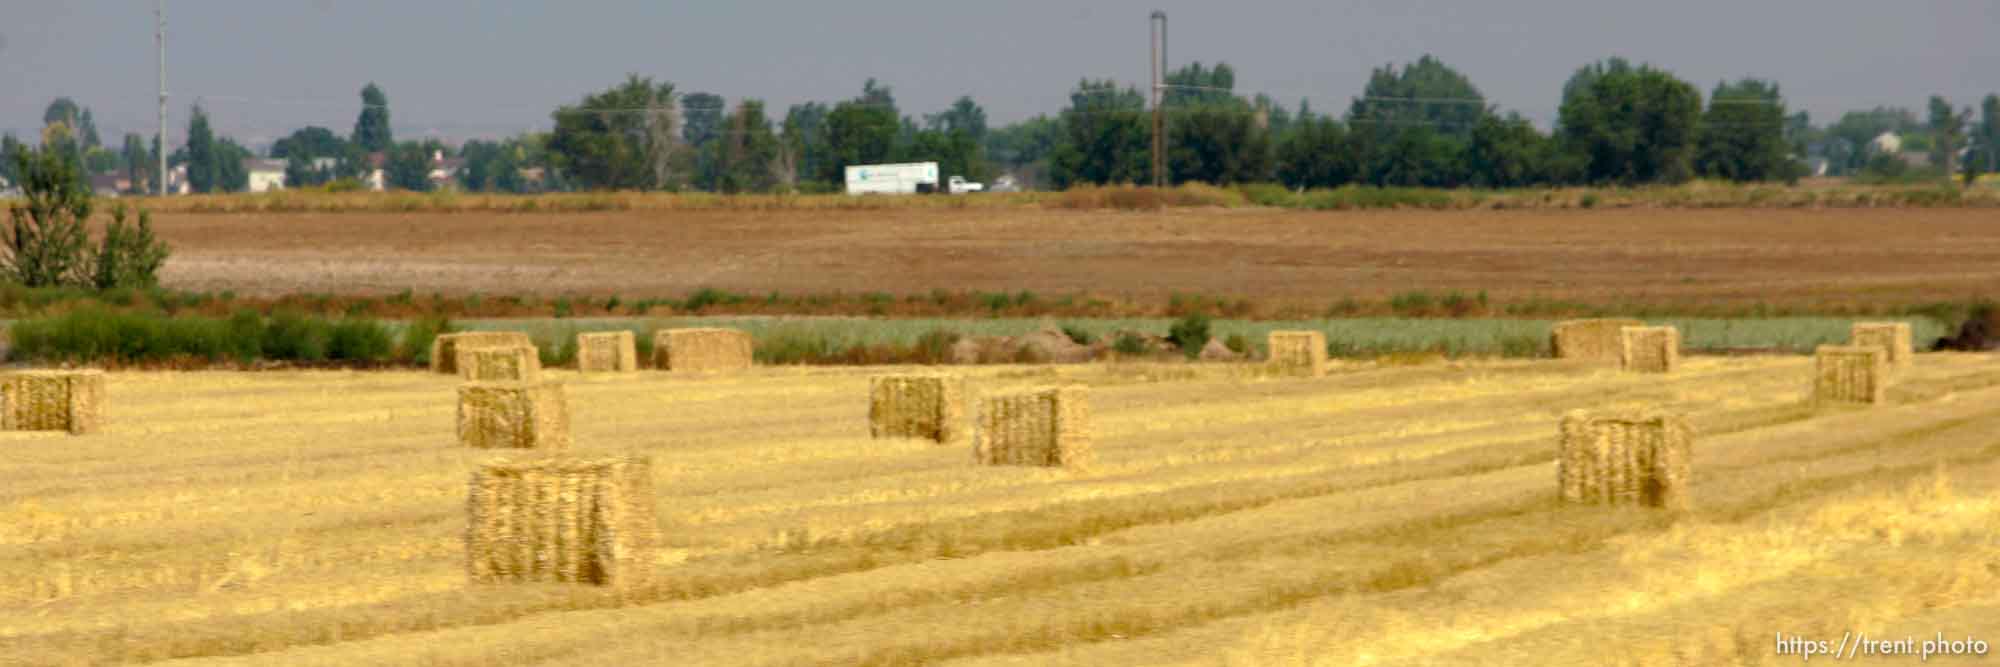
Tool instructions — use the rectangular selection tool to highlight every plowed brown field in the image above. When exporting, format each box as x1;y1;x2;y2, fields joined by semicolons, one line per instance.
152;207;2000;306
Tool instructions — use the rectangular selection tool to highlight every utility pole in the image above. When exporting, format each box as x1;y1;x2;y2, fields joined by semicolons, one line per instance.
1150;10;1167;188
156;0;169;196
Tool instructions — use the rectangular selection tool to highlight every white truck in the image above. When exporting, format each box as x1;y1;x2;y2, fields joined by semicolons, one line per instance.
947;175;985;193
844;162;938;195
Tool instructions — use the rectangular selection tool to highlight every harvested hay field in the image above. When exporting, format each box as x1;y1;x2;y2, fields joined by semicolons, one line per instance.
7;354;2000;664
152;207;2000;309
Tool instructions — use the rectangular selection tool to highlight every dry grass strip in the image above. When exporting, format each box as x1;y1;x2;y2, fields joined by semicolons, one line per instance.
1620;326;1681;373
974;385;1091;468
0;370;105;434
1815;345;1888;405
1551;318;1645;363
652;328;754;372
869;374;967;444
1266;330;1328;377
458;381;571;450
1850;321;1914;371
467;456;656;589
431;331;533;374
457;345;543;382
1557;410;1692;510
577;331;639;373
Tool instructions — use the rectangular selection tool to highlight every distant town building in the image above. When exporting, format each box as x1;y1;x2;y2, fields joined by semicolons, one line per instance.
245;158;288;193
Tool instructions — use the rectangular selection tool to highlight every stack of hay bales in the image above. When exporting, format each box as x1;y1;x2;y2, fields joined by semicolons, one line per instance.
1620;326;1681;373
1;370;105;434
466;456;656;589
1557;410;1692;510
653;328;754;372
457;345;542;382
458;382;571;450
431;332;533;374
869;374;967;443
1266;330;1328;377
1814;345;1888;405
576;331;639;373
974;386;1091;468
1552;319;1645;364
1849;322;1913;372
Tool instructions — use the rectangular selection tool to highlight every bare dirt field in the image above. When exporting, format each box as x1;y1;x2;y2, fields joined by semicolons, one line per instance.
152;207;2000;307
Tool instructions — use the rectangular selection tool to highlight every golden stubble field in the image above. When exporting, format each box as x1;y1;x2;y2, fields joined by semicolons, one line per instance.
149;207;2000;308
5;354;2000;665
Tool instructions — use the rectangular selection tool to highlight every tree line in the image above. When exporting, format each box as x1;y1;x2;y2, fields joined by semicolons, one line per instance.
5;54;1997;195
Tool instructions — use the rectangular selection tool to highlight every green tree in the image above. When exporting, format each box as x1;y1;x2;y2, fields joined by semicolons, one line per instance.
1167;106;1272;185
1046;79;1150;187
1560;57;1634;108
778;102;829;189
1348;55;1489;140
714;100;780;193
184;104;219;193
1466;113;1565;187
213;138;252;193
1695;79;1795;182
121;133;151;193
272;126;345;159
547;74;682;190
77;109;101;150
1928;95;1969;177
0;134;23;187
1825;107;1920;174
384;141;432;192
91;203;171;290
1275;116;1355;189
682;92;725;190
817;84;901;184
910;96;992;182
985;115;1063;187
1970;94;2000;181
4;146;92;286
352;83;393;153
1557;61;1703;185
42;98;81;131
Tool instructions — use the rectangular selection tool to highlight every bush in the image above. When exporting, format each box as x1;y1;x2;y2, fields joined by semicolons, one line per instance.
913;328;961;364
7;306;391;365
1060;323;1096;345
1112;332;1150;356
1167;313;1212;358
399;315;454;363
1237;183;1300;207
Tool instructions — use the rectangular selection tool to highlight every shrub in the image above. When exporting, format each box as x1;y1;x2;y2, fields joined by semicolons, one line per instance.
913;328;961;364
1167;312;1212;358
400;315;454;363
89;204;171;290
263;310;330;361
1224;333;1251;355
1112;333;1150;356
1060;323;1096;346
552;296;573;318
1237;183;1300;207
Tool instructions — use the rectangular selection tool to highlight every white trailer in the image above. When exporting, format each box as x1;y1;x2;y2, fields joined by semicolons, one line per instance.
844;162;939;195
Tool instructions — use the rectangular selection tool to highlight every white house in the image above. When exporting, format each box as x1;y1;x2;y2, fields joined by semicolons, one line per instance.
1869;131;1902;155
244;158;288;193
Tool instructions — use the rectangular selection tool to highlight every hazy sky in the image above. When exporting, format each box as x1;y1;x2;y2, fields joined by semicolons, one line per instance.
4;1;1996;147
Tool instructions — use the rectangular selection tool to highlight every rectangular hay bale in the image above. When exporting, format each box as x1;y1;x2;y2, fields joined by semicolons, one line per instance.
0;370;105;434
1557;410;1692;510
869;374;967;443
652;328;753;372
466;456;656;589
1266;330;1328;377
1619;326;1681;373
974;386;1090;468
1815;344;1887;405
457;345;542;382
458;381;571;450
1552;318;1645;363
1850;322;1913;371
431;331;533;374
577;331;639;373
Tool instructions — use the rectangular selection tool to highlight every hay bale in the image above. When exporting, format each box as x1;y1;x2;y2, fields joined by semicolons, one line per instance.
1557;410;1692;510
466;456;655;589
458;381;571;450
577;331;638;373
431;332;533;374
652;328;753;372
1815;345;1888;405
1619;326;1681;373
1850;322;1913;371
973;386;1090;468
457;345;542;382
1266;330;1328;377
0;370;105;434
1552;318;1645;363
869;374;967;443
